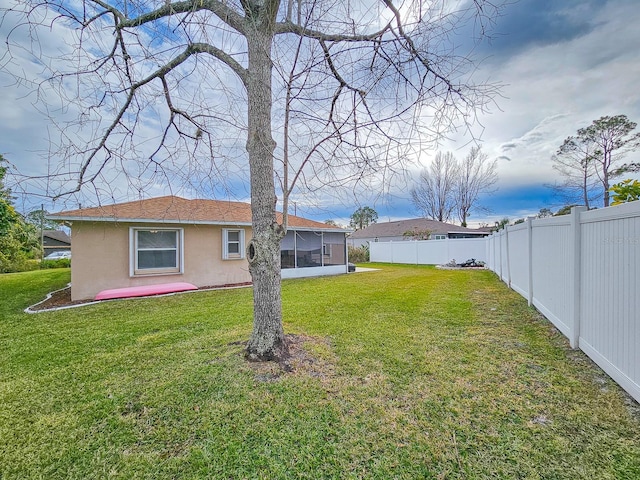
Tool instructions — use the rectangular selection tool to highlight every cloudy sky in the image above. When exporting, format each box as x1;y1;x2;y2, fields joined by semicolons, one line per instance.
1;0;639;227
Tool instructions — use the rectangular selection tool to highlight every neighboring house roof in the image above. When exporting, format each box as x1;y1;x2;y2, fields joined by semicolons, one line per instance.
49;195;345;232
43;230;71;244
349;217;486;239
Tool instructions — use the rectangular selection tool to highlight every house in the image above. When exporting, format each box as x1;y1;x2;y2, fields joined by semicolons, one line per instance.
49;196;349;301
42;230;71;256
348;217;490;248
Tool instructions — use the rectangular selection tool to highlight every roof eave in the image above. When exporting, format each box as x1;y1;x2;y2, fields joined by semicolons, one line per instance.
292;227;350;233
47;215;253;226
47;215;349;232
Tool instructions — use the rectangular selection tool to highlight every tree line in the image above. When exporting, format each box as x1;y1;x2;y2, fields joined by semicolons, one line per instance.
1;156;43;272
0;155;67;272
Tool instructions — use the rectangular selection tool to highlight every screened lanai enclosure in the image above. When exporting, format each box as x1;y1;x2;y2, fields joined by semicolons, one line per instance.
280;230;348;278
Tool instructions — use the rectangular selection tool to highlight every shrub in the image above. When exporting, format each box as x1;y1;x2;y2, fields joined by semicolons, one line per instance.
40;258;71;269
0;252;40;273
348;244;370;263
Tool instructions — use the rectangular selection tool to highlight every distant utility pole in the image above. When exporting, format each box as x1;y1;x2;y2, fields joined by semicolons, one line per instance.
40;203;44;263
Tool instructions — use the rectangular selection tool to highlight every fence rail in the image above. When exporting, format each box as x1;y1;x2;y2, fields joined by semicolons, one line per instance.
370;202;640;403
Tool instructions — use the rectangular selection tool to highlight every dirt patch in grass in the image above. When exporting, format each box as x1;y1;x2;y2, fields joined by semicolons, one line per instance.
247;334;337;382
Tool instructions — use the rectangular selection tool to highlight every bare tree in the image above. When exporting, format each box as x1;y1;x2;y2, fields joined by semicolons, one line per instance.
2;1;501;361
454;146;497;227
550;135;601;209
410;152;458;222
411;147;496;225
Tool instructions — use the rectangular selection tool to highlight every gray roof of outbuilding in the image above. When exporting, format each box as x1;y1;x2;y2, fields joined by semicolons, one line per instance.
43;230;71;244
349;218;481;238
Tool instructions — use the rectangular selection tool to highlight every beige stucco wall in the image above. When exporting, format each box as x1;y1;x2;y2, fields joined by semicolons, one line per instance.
70;222;252;300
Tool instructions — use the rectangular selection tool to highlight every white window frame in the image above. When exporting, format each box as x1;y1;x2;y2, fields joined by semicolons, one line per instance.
129;227;184;277
433;234;447;240
322;243;331;256
222;228;245;260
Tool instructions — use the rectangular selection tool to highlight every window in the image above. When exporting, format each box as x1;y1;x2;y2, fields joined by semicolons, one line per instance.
433;234;447;240
295;231;322;268
280;230;347;268
322;232;346;266
223;229;245;260
130;228;182;276
280;231;295;268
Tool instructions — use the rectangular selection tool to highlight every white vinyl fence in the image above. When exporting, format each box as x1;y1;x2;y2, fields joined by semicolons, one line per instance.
370;237;487;265
370;202;640;403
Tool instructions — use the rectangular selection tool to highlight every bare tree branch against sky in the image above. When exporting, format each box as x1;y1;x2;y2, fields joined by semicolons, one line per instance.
1;0;639;225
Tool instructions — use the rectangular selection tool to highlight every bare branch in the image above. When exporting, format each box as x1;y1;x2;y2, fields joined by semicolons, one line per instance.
57;40;247;198
91;0;246;34
411;152;458;223
275;19;392;42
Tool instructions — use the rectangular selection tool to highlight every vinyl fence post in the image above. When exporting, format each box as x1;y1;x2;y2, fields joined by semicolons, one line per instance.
485;236;490;270
498;231;503;280
569;206;587;349
495;233;500;274
505;226;511;287
527;217;534;306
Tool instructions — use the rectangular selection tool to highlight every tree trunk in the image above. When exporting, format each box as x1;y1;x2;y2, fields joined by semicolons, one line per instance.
581;168;589;209
244;10;289;362
461;208;468;227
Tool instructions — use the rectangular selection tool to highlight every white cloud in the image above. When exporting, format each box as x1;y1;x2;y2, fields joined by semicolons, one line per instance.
2;0;639;224
449;0;640;190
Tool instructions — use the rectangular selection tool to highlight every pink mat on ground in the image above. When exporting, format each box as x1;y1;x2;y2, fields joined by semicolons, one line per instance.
95;282;198;301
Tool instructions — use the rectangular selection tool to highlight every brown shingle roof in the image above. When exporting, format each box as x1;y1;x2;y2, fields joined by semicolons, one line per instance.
50;196;343;231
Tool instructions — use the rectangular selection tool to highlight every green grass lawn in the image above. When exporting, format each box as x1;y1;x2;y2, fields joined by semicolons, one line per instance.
1;265;639;479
